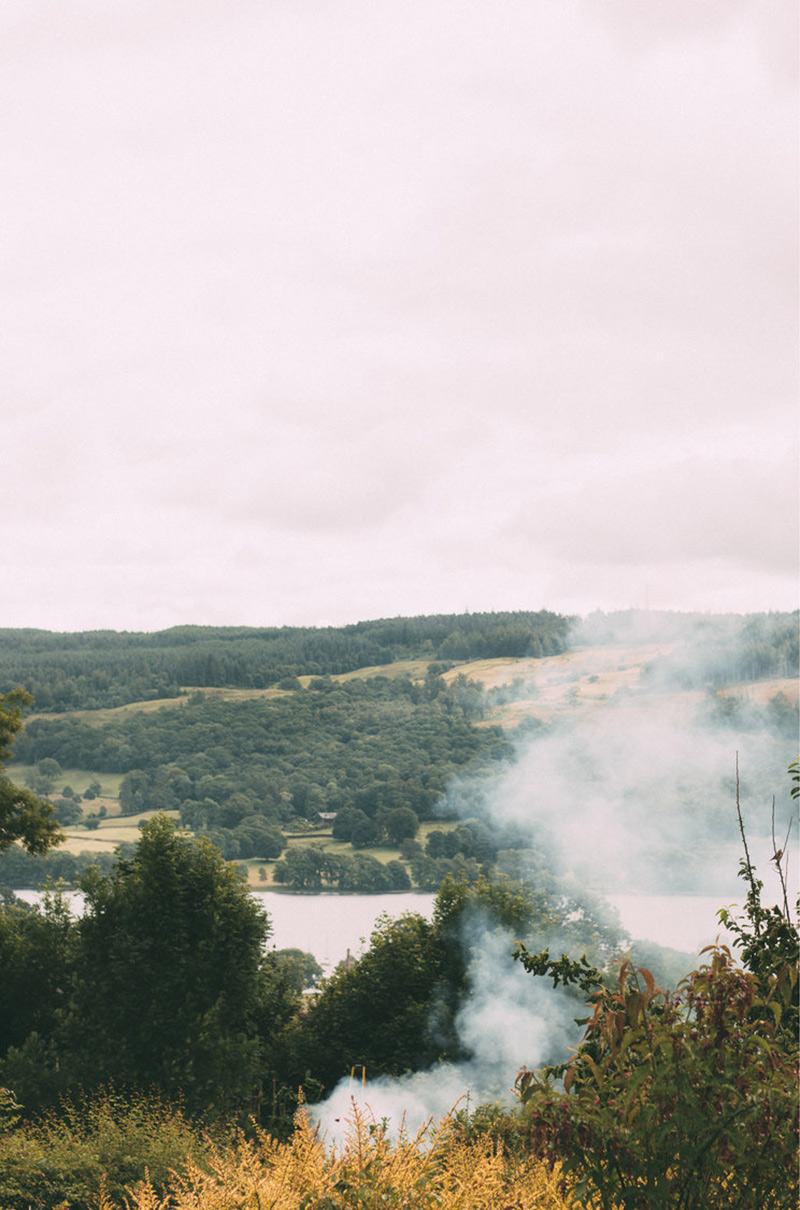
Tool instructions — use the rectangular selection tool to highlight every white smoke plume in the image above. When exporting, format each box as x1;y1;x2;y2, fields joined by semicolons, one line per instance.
311;929;581;1145
312;616;797;1140
491;696;793;897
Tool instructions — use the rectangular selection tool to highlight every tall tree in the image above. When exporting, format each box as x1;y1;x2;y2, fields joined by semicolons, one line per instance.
67;815;275;1112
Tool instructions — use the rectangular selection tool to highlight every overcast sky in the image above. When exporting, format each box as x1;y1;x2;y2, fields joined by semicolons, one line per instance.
1;0;797;633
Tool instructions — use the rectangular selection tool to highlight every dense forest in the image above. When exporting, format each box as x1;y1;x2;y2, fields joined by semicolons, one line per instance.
5;671;514;889
0;610;571;712
2;609;797;893
0;608;794;714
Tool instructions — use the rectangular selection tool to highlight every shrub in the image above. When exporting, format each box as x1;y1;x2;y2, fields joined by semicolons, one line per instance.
514;947;798;1209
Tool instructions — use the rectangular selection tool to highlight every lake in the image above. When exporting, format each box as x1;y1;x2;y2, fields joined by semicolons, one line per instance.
16;886;750;968
252;891;437;970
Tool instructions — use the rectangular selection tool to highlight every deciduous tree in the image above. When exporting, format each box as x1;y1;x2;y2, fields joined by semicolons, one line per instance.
66;815;276;1112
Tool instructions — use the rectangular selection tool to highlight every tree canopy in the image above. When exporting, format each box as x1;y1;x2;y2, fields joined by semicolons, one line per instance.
0;689;61;854
64;816;279;1112
0;610;572;712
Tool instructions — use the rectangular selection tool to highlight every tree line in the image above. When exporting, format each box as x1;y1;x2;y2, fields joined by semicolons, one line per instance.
2;809;794;1209
0;815;627;1121
0;610;571;712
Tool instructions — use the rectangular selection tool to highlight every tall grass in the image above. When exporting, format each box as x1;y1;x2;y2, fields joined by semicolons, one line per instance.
0;1089;569;1208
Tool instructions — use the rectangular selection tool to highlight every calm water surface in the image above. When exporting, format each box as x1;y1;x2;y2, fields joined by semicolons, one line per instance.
253;891;436;970
17;886;782;966
605;893;735;953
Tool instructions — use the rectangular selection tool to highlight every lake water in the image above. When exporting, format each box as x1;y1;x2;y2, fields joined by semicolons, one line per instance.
14;888;437;973
16;886;754;968
252;891;437;970
256;890;748;964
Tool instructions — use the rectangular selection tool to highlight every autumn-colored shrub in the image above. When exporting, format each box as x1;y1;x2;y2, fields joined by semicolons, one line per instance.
512;766;799;1210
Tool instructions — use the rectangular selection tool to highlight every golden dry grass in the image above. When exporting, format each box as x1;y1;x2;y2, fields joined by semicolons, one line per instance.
121;1104;570;1210
323;658;434;684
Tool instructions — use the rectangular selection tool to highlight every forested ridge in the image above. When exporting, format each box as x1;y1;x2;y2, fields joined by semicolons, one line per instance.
0;610;571;712
2;609;797;892
2;670;516;891
0;608;794;715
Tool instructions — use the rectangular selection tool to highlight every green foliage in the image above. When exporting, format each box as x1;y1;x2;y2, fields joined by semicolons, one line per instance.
382;805;420;845
789;755;799;800
515;948;798;1209
0;889;76;1062
24;757;62;795
514;794;800;1210
54;796;82;825
0;844;120;890
273;846;411;892
17;676;512;837
0;1086;22;1130
291;913;447;1089
283;875;626;1099
715;757;799;1037
273;948;323;993
0;690;61;855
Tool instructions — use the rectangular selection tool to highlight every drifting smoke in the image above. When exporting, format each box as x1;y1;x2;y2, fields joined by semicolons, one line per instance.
312;612;797;1140
491;697;792;896
313;928;581;1146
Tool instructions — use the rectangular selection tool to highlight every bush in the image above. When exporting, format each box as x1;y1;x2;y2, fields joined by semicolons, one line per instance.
515;947;798;1209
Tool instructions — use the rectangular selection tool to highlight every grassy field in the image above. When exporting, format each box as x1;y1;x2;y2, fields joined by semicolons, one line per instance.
239;819;457;888
6;766;123;800
312;658;434;684
55;810;181;856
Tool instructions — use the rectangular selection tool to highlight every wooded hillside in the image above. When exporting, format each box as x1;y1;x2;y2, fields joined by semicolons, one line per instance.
0;610;572;712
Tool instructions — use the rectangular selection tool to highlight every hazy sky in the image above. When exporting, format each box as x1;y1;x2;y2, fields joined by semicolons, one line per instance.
2;0;797;632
